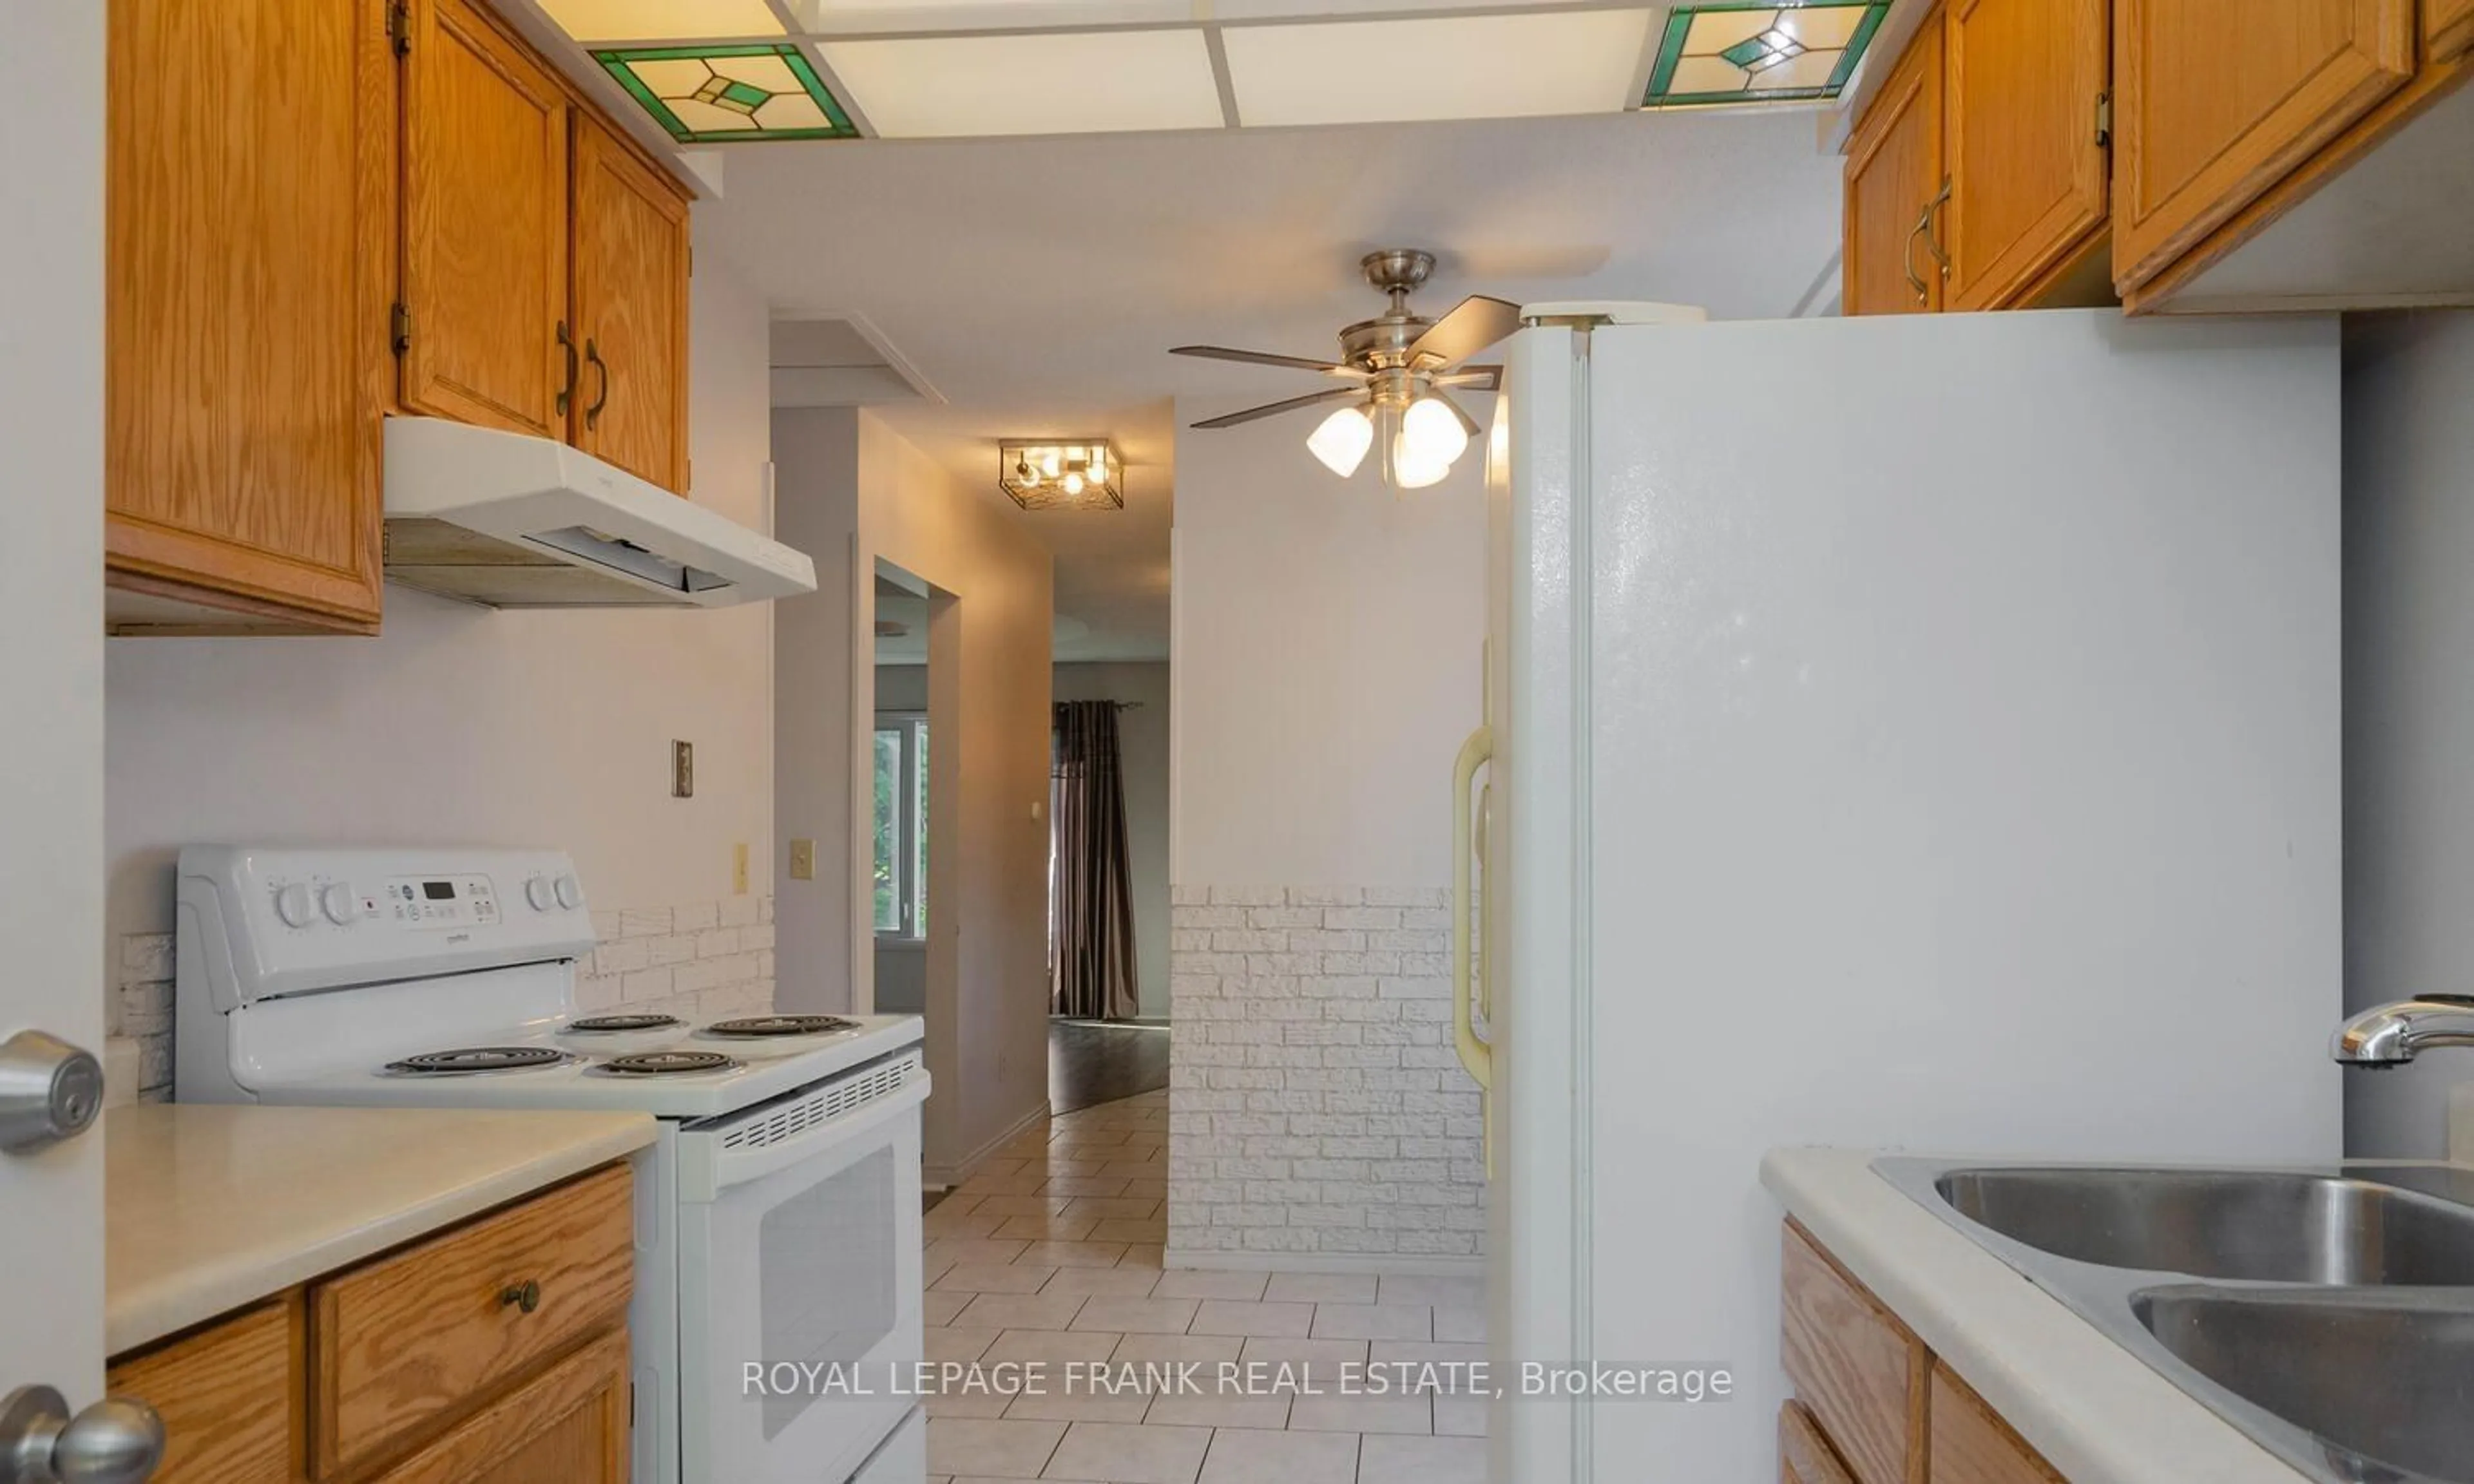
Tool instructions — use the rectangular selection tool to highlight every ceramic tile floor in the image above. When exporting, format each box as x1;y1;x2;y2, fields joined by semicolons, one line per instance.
922;1089;1490;1484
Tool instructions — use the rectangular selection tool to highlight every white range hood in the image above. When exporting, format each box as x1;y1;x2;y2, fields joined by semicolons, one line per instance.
381;415;816;608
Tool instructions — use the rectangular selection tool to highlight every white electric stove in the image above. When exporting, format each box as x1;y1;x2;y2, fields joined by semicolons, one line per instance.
172;845;928;1484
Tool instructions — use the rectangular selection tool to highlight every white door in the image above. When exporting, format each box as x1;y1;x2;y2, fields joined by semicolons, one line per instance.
0;0;110;1431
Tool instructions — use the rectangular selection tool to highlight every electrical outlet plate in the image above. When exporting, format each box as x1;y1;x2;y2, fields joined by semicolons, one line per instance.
673;739;694;798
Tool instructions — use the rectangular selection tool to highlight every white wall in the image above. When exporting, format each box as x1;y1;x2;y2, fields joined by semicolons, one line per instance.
1172;410;1485;887
1055;662;1172;1019
772;408;1055;1181
105;250;778;946
2344;309;2474;1157
771;408;860;1010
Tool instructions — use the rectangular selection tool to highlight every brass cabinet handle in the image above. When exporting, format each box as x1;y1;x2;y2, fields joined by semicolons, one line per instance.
1903;209;1932;305
584;339;609;430
499;1279;542;1315
1921;178;1953;281
556;322;578;417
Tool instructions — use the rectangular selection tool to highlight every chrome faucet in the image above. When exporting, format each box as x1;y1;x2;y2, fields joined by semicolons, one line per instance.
2332;995;2474;1066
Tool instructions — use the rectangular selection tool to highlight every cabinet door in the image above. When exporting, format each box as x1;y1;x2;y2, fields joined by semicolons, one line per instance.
370;1329;629;1484
108;1300;300;1484
1927;1364;2064;1483
1944;0;2109;309
105;0;385;630
2433;0;2474;64
570;114;692;491
403;0;569;439
1843;12;1944;315
2112;0;2413;291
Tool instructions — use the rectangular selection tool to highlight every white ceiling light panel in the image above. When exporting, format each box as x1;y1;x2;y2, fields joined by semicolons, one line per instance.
819;28;1225;137
1221;9;1656;127
539;0;789;41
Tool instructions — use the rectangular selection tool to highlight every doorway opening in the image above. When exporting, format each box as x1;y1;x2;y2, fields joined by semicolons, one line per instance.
1047;658;1171;1111
871;563;936;1019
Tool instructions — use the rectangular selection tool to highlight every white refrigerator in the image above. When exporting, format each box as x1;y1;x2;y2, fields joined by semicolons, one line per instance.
1468;308;2346;1481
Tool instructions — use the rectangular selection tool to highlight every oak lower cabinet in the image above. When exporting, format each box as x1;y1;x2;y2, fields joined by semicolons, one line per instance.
108;1165;633;1484
400;0;573;442
1844;10;1946;315
1780;1220;2062;1484
104;0;387;634
570;115;691;491
1942;0;2110;309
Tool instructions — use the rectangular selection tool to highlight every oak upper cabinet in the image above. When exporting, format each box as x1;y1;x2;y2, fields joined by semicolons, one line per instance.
1844;10;1946;315
2435;0;2474;61
401;0;572;441
1942;0;2110;309
571;114;692;491
104;0;386;634
2111;0;2415;293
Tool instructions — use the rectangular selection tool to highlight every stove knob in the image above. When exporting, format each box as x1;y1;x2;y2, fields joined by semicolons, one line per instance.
525;875;555;912
273;883;315;929
554;874;582;910
320;884;357;926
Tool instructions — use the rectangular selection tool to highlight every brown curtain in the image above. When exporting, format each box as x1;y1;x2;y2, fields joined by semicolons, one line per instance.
1050;699;1140;1020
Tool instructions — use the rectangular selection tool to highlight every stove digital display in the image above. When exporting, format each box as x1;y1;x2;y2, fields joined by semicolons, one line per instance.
422;880;456;900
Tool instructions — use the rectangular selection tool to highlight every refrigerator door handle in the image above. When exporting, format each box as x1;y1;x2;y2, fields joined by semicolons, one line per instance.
1452;724;1494;1096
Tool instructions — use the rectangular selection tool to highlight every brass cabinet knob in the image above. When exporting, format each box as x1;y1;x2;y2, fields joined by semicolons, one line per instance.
499;1280;542;1315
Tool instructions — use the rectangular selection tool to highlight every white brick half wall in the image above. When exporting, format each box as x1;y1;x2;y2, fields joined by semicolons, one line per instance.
1167;884;1485;1271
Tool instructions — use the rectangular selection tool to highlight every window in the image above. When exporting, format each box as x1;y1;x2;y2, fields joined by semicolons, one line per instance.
873;714;928;938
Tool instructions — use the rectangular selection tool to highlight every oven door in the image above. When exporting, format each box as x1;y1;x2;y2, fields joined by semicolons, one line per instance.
676;1052;928;1484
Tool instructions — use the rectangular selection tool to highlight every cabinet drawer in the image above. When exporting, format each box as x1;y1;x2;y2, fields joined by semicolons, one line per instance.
1928;1363;2062;1483
110;1298;301;1484
1780;1221;1924;1484
367;1327;629;1484
312;1165;633;1476
1779;1398;1857;1484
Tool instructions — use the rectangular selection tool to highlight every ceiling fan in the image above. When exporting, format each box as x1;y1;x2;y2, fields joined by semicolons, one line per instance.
1172;249;1521;490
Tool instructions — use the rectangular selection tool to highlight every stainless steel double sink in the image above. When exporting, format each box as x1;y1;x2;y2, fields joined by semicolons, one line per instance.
1875;1159;2474;1483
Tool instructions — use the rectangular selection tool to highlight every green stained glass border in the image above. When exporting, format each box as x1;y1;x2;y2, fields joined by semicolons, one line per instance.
594;43;861;142
1641;1;1889;109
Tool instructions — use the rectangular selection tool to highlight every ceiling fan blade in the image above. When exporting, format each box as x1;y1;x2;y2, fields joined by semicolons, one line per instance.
1189;386;1362;430
1432;364;1502;392
1171;345;1365;377
1437;391;1483;441
1406;296;1523;368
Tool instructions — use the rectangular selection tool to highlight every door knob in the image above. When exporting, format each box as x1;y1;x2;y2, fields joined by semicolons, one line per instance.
0;1386;165;1484
0;1032;104;1154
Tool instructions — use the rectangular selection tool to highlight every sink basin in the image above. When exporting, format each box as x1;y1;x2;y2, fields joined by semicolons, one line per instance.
1933;1167;2474;1284
2136;1289;2474;1482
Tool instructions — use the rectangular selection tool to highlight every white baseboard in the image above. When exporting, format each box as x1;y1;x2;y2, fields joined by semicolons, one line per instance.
1161;1248;1484;1279
925;1099;1051;1190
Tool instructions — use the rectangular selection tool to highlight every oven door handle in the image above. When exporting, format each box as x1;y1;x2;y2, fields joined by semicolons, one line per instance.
677;1074;930;1201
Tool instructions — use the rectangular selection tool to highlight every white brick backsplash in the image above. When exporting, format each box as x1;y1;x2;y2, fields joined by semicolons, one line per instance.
1170;884;1484;1260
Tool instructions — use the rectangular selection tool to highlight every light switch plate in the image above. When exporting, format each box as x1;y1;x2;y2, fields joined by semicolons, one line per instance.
789;838;816;880
672;739;694;798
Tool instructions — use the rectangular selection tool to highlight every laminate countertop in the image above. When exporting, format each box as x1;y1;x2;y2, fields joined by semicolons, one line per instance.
108;1103;655;1355
1762;1148;2308;1483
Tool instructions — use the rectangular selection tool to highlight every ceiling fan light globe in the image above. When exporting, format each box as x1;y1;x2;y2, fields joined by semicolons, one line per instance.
1391;432;1451;490
1307;404;1375;478
1403;395;1472;468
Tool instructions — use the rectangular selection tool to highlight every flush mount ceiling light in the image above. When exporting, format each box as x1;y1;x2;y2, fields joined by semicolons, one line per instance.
1222;9;1653;127
1642;1;1890;108
1173;248;1513;495
818;30;1222;138
540;0;787;42
1001;442;1124;511
596;43;859;140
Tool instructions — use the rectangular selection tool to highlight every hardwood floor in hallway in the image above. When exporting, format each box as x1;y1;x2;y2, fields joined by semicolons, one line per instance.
1049;1016;1170;1114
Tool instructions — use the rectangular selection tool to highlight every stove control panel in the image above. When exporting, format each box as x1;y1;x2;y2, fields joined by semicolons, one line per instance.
178;846;597;1008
